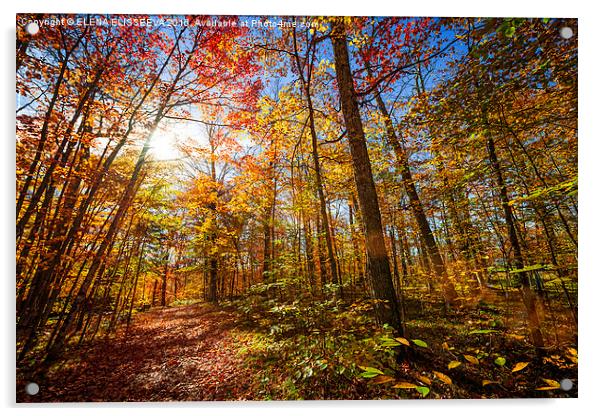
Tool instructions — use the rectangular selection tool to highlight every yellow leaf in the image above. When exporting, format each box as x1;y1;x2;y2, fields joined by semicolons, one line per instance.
433;371;453;385
392;381;418;389
371;375;395;384
482;380;499;386
464;354;479;365
448;360;462;369
395;337;410;346
542;378;560;388
512;362;530;373
536;386;559;391
566;348;578;363
442;342;449;350
416;375;432;385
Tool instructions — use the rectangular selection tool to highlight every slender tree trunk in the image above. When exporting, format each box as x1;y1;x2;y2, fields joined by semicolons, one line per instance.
364;61;458;307
483;110;545;349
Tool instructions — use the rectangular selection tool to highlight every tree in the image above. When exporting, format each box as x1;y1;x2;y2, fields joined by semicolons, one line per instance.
330;18;402;334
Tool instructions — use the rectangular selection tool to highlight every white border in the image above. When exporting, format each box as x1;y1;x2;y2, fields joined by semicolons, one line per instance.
2;1;599;415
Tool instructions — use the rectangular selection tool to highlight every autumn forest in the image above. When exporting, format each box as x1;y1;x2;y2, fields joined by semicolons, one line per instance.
16;15;577;401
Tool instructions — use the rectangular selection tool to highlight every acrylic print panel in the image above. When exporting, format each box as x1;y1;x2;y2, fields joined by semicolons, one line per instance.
15;14;577;402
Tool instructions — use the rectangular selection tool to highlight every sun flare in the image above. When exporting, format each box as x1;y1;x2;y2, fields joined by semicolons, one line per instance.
149;131;181;161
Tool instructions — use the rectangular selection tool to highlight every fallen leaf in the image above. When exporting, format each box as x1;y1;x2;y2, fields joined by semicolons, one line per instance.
494;357;506;366
416;374;432;385
392;381;418;389
542;378;560;388
511;362;529;373
464;354;479;365
415;386;430;397
371;375;395;384
433;371;452;385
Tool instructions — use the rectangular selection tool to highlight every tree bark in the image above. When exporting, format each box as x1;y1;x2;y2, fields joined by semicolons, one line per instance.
331;19;401;334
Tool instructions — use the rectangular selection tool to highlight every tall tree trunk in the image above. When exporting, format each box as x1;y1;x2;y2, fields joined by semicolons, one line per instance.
331;19;401;335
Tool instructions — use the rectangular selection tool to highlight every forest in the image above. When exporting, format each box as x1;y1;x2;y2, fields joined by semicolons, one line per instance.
16;15;577;401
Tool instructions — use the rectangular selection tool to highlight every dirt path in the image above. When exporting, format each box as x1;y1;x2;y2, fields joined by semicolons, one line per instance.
18;303;255;402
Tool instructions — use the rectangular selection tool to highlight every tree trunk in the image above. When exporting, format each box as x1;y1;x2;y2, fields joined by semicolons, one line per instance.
331;19;401;335
365;61;458;307
483;110;545;349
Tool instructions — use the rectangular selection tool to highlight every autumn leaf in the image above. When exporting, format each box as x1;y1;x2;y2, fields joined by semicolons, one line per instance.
371;375;395;384
464;355;479;365
448;361;462;369
535;379;561;391
511;362;529;373
392;381;418;389
433;371;453;385
395;337;410;346
416;374;432;385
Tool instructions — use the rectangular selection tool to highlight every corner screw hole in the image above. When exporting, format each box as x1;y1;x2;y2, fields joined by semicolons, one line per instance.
560;378;573;391
559;27;573;39
25;382;39;395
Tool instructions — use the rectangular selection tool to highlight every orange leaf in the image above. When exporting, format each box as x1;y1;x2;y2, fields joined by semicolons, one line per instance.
392;381;418;389
433;371;452;385
511;362;529;373
464;354;479;365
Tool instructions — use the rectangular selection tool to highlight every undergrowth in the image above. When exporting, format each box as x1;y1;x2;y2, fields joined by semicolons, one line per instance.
223;282;578;400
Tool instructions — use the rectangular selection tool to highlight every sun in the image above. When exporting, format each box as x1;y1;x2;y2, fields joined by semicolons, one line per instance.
149;130;182;161
149;121;211;161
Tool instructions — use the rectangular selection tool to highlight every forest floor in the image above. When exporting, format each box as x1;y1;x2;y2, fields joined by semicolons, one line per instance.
17;289;578;402
17;304;256;402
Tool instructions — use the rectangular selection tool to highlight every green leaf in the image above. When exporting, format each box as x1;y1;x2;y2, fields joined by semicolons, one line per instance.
380;337;402;347
415;386;430;397
494;357;507;366
504;26;516;37
412;339;428;348
468;329;499;335
359;366;384;378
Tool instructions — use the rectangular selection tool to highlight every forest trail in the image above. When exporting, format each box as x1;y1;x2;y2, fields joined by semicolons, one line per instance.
18;304;254;402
